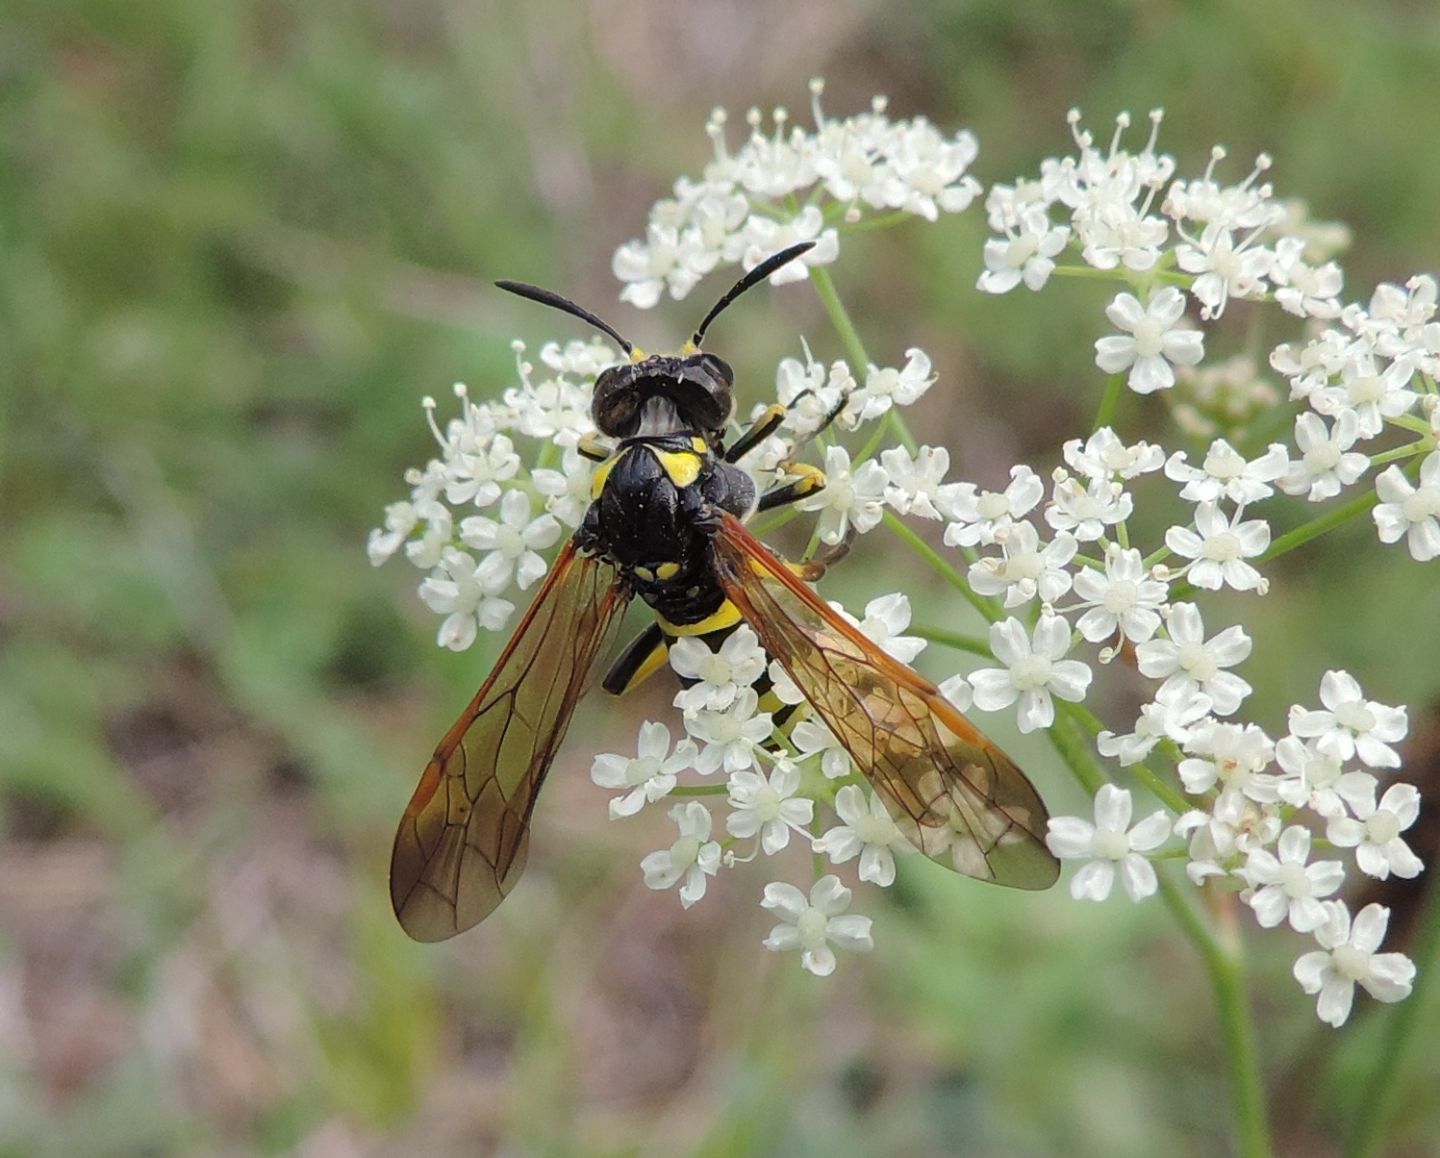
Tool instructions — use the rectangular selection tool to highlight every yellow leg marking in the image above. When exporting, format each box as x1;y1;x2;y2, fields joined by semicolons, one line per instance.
777;460;826;495
623;640;671;691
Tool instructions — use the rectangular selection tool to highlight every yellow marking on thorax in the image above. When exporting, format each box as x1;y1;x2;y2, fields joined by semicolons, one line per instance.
590;449;623;500
657;600;743;637
690;436;707;454
652;447;702;488
633;561;680;582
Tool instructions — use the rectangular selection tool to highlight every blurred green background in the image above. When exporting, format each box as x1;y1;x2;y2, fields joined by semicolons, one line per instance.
5;1;1440;1155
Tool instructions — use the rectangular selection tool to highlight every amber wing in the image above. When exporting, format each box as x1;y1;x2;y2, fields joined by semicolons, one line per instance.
711;513;1058;890
391;540;632;940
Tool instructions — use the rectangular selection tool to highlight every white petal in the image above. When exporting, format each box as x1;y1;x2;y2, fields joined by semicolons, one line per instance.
1070;859;1116;901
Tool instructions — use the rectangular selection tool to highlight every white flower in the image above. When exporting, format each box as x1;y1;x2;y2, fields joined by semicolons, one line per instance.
1093;287;1205;394
1072;545;1168;644
640;801;722;908
685;687;775;776
1177;793;1282;884
1044;476;1134;542
1372;452;1440;562
790;717;853;780
1312;352;1418;438
813;785;915;886
418;549;516;650
368;500;422;566
533;445;598;528
1045;784;1171;901
1062;427;1165;481
967;523;1078;608
726;761;814;855
444;431;521;508
1097;684;1213;767
458;489;562;591
590;722;697;819
1164;439;1289;506
403;499;455;570
1164;502;1270;592
774;351;852;438
1279;412;1369;502
1294;902;1415;1027
880;445;967;520
1177;720;1278;803
969;615;1093;733
1272;235;1344;319
942;464;1045;547
796;445;888;545
1273;735;1377;819
1327;783;1423;880
760;875;874;977
669;626;767;712
1287;670;1408;768
1135;603;1252;715
839;593;927;663
1240;826;1345;932
977;206;1070;293
1175;222;1274;318
737;209;840;285
851;348;935;422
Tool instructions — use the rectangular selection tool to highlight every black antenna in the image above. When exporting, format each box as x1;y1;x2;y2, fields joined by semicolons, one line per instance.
690;241;816;348
494;280;633;355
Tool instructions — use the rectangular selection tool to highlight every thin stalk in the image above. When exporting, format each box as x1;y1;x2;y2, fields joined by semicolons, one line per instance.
910;624;992;659
1093;373;1125;432
882;511;999;622
1050;712;1270;1158
1057;701;1192;816
1345;882;1440;1158
809;264;870;375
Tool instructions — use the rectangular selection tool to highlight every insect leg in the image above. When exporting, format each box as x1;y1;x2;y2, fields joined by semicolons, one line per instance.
577;432;613;462
601;622;669;695
724;404;787;463
756;460;827;512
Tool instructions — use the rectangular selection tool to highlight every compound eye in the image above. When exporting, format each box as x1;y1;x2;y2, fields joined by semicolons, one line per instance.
699;353;733;385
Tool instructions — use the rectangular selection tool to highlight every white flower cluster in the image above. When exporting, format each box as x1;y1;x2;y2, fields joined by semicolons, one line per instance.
612;80;983;308
969;108;1433;1026
372;92;1434;1020
367;340;617;649
594;595;935;976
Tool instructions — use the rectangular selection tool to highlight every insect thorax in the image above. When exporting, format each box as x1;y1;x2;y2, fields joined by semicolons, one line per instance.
578;433;756;628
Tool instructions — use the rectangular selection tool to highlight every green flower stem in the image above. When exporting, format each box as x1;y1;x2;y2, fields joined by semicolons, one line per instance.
1057;701;1192;816
1346;881;1440;1158
1166;876;1272;1158
810;264;919;460
1370;440;1431;468
1048;264;1192;289
835;208;914;233
669;784;730;797
1050;711;1270;1158
809;264;871;377
1093;373;1125;432
881;511;1000;622
1259;489;1380;564
910;624;992;659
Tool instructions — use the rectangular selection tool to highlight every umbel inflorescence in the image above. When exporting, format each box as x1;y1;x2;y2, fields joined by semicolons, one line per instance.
372;83;1433;1023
